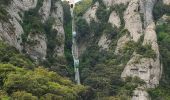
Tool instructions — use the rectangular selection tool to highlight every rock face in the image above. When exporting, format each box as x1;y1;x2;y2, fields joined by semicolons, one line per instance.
122;0;162;87
25;33;47;60
163;0;170;5
124;0;143;42
39;0;52;22
98;34;111;50
51;1;65;57
108;11;121;28
0;0;65;60
0;0;38;51
121;0;162;99
81;0;162;99
83;2;99;24
132;88;151;100
0;0;164;99
102;0;130;7
121;54;161;88
115;34;130;54
157;15;170;25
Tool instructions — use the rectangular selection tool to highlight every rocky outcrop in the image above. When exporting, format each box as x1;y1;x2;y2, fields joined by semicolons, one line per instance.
82;0;162;93
157;15;170;25
39;0;51;22
163;0;170;5
75;0;163;99
25;33;47;60
122;0;161;86
0;0;65;60
132;87;150;100
121;54;160;88
102;0;130;7
115;34;130;54
0;20;23;51
0;0;38;51
98;34;111;50
83;2;99;24
108;11;121;28
121;0;162;99
51;1;65;57
124;0;143;42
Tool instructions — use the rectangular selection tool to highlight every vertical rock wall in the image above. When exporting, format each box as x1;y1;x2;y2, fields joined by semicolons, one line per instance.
81;0;162;99
0;0;65;60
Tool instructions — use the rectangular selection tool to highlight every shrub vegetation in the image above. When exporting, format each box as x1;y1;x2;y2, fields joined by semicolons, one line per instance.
148;15;170;100
0;41;87;99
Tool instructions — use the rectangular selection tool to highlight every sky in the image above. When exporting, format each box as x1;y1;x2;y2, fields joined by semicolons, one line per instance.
75;0;81;3
62;0;81;3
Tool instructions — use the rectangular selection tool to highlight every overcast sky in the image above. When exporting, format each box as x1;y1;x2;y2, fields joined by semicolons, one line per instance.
62;0;81;3
75;0;81;3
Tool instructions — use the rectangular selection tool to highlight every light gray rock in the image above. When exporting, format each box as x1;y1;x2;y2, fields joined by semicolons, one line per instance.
120;0;162;99
51;1;65;57
108;11;121;28
0;0;65;60
11;0;38;11
39;0;52;23
157;15;170;25
98;34;111;50
141;0;156;27
121;54;160;88
0;0;38;51
143;23;162;87
163;0;170;5
83;2;99;24
0;22;21;50
102;0;130;7
51;1;64;23
132;87;151;100
115;34;130;54
25;33;47;60
142;0;162;88
124;0;143;42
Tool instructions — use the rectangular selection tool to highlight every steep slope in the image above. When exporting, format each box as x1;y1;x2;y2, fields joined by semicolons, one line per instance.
0;1;91;99
0;0;170;99
0;0;65;63
147;0;170;99
74;0;169;99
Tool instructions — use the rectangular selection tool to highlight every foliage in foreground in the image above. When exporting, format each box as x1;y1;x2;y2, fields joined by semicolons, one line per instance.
0;64;86;100
0;41;87;100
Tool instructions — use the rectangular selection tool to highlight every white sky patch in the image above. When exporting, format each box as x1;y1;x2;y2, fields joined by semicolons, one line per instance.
62;0;81;3
75;0;81;3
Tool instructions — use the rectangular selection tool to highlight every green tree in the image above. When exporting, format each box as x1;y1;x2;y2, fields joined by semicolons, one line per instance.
76;18;90;41
74;0;92;16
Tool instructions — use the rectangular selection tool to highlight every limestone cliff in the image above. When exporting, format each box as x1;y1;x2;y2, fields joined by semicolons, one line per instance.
78;0;164;99
0;0;169;99
0;0;65;61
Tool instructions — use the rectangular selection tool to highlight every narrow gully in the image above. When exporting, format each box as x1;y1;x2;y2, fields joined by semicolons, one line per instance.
70;3;81;84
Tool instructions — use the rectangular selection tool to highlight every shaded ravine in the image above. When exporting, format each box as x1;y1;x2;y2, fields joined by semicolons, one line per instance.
71;4;81;84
